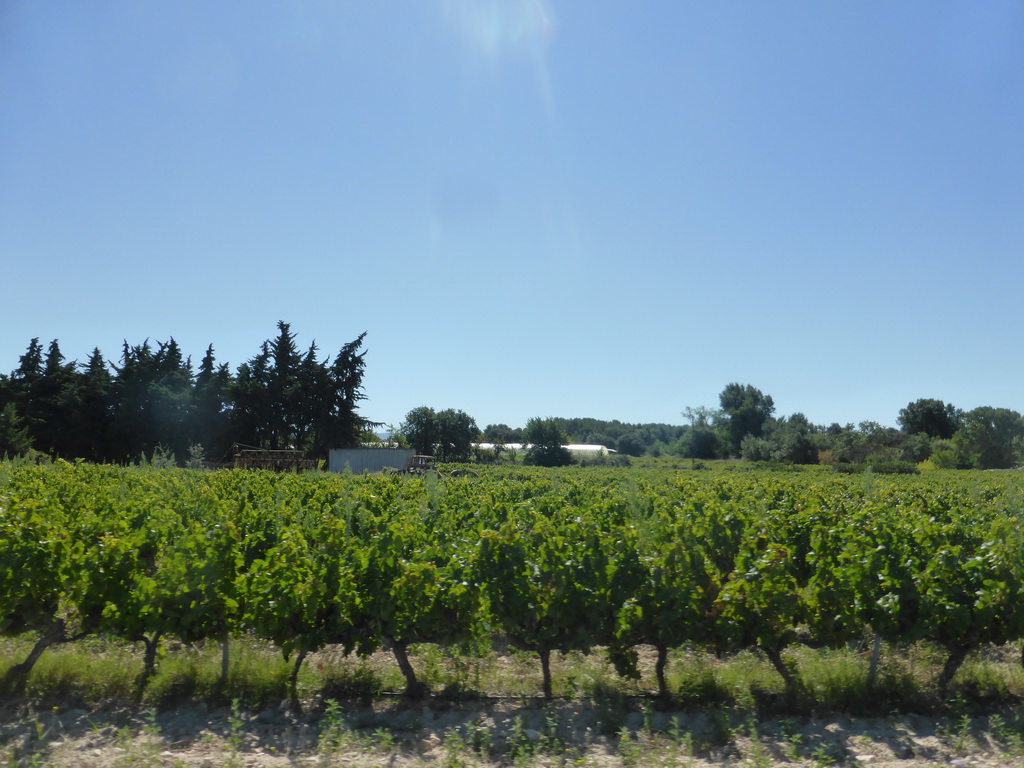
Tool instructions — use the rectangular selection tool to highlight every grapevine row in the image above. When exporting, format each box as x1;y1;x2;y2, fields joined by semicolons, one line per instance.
1;462;1022;701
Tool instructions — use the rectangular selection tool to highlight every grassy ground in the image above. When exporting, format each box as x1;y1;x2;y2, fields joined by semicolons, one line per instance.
3;636;1024;766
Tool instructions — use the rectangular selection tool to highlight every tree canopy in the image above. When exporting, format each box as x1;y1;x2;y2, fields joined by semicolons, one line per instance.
4;336;1024;471
898;398;962;439
718;383;775;456
0;323;373;464
523;418;573;467
400;407;479;462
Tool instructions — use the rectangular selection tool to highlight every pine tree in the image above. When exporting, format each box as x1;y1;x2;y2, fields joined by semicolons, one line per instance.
329;332;373;450
230;342;273;451
9;338;44;444
34;340;78;456
192;345;233;462
71;349;113;462
149;339;194;462
0;402;33;457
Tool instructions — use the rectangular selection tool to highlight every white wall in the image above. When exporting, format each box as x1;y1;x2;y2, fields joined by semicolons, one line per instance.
328;448;415;474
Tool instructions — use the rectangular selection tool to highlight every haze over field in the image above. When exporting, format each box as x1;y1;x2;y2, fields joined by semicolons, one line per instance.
2;1;1022;429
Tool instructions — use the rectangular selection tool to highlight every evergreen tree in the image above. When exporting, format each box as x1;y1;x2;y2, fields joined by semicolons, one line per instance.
267;321;302;450
0;402;33;457
149;339;194;461
8;338;44;444
231;324;375;459
70;349;113;462
230;342;273;451
192;345;233;462
2;324;374;463
34;340;79;456
109;339;194;462
109;340;154;461
323;331;374;451
294;341;330;453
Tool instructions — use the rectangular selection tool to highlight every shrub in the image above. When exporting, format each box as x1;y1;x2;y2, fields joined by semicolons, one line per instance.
867;459;920;475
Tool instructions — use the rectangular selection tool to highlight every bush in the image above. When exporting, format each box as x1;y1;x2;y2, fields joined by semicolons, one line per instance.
930;439;961;469
615;433;646;457
833;462;866;474
867;459;920;475
576;453;631;468
834;460;919;475
740;435;775;462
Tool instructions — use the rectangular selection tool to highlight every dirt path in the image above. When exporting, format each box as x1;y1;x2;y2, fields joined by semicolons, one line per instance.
3;699;1022;767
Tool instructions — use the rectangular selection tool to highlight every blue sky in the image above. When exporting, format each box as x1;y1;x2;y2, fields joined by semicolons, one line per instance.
2;1;1022;431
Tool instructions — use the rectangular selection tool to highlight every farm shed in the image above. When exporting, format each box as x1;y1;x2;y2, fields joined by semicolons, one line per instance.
328;448;415;474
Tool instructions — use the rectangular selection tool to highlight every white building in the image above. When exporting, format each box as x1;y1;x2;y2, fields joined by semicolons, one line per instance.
474;443;615;455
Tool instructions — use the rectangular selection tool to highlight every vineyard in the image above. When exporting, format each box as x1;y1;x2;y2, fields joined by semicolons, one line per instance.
3;460;1024;712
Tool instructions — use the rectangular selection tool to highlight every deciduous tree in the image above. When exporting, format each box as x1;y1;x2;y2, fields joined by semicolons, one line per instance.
401;406;440;456
523;417;572;467
434;409;478;462
898;399;962;439
954;407;1024;469
719;383;775;457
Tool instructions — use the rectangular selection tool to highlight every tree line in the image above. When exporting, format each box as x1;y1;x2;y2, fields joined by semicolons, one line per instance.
397;410;573;467
477;384;1024;470
4;328;1022;472
700;384;1024;470
0;322;375;464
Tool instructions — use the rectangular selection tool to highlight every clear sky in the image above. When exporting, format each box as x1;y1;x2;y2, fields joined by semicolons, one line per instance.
2;1;1022;431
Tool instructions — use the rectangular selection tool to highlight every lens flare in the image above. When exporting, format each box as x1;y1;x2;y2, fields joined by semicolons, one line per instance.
444;0;555;61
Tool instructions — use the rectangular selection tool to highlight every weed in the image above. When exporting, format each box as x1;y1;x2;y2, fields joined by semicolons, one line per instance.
441;726;469;768
466;716;493;757
225;698;245;768
710;705;736;745
640;700;654;735
8;751;53;768
112;723;134;750
811;742;840;766
593;688;630;736
317;698;347;758
778;715;804;761
538;703;567;753
506;715;535;762
371;727;395;752
746;741;773;768
990;711;1024;756
617;726;644;768
668;715;697;766
141;709;160;740
952;713;974;753
742;719;773;768
29;714;50;746
320;662;384;702
198;731;218;748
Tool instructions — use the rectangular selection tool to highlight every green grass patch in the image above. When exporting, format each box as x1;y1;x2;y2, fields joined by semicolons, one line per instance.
3;635;1024;719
